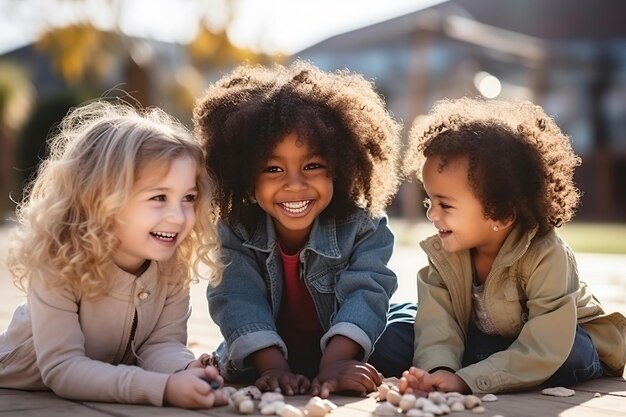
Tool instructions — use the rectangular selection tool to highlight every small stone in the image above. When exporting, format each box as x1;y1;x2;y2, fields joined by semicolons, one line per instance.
399;393;417;411
594;392;602;398
260;401;285;415
406;409;425;417
450;401;465;412
373;402;401;416
470;405;486;414
237;398;254;414
277;404;304;417
463;394;481;409
387;389;403;406
481;393;498;402
541;387;575;397
378;383;390;401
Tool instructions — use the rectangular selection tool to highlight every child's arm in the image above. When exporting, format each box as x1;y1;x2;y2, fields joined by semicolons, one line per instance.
27;277;175;405
311;335;381;398
207;222;288;371
322;213;398;362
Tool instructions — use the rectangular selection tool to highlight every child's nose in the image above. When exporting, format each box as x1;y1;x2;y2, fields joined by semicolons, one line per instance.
284;171;306;191
167;203;186;224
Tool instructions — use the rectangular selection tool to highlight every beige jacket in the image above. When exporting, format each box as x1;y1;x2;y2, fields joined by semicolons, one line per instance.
0;261;195;406
414;226;626;394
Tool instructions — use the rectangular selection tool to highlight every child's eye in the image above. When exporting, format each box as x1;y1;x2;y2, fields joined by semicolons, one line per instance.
263;166;282;173
422;198;432;209
304;162;323;170
439;203;452;209
151;195;166;202
183;194;197;203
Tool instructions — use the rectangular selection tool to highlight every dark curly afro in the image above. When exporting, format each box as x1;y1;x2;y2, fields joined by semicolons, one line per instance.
403;97;581;236
193;60;402;226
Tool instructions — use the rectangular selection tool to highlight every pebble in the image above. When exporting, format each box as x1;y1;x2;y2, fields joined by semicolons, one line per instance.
541;387;575;397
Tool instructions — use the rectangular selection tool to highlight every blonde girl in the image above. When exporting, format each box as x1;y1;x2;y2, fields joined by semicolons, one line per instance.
0;100;228;408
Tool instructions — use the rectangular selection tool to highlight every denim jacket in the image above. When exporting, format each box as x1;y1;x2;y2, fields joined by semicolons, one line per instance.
208;208;398;380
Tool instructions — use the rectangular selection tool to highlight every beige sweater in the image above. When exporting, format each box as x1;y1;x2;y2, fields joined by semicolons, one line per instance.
0;261;196;406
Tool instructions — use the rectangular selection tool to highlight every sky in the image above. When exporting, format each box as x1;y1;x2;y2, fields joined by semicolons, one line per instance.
0;0;445;55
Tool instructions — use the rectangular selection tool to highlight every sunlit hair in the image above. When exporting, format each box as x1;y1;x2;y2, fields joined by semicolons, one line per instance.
403;97;581;236
193;60;402;225
8;100;223;298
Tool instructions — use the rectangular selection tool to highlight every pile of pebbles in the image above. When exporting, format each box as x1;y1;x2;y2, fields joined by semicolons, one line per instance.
374;381;500;416
223;385;337;416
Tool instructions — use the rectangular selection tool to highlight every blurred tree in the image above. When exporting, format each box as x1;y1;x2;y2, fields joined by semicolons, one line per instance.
0;62;34;222
15;88;94;202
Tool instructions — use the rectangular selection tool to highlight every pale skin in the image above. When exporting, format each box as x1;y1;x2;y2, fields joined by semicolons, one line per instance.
250;133;382;398
115;157;228;408
401;155;514;394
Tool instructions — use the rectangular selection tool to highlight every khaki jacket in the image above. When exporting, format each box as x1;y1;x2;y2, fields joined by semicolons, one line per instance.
0;261;195;406
414;226;626;394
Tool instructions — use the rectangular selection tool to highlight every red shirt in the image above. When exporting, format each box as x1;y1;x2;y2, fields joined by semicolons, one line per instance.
276;246;323;371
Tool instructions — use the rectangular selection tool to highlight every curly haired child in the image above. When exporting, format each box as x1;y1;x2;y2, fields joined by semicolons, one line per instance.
193;61;417;398
400;97;626;395
0;100;229;408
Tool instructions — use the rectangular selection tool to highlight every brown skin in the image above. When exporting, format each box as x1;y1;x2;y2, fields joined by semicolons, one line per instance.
252;335;381;398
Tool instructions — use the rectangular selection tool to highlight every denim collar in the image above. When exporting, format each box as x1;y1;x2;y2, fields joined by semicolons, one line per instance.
242;212;342;259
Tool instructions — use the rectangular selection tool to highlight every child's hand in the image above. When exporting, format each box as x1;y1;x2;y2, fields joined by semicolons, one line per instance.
164;366;228;409
255;369;310;395
399;366;429;395
422;369;470;394
311;359;382;399
400;367;470;394
186;353;214;370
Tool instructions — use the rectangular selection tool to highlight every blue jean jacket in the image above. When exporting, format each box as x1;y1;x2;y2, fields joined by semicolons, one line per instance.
207;208;398;380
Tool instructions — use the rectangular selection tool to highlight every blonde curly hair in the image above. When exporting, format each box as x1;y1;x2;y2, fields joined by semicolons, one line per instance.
403;97;581;236
193;60;402;224
8;100;223;299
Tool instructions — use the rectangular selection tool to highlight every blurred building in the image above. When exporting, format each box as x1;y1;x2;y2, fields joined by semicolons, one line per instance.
295;0;626;222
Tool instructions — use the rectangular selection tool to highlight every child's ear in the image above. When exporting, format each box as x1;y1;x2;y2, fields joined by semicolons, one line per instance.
495;213;516;231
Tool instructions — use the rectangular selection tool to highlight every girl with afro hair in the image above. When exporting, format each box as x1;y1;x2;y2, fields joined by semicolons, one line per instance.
193;61;416;397
401;97;626;395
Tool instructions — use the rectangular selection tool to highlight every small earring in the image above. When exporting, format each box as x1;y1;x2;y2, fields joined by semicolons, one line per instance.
492;225;499;232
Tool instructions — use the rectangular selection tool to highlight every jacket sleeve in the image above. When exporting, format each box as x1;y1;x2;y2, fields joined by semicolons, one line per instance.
208;221;286;368
324;213;398;358
413;261;466;372
457;242;579;393
28;277;169;406
135;284;196;373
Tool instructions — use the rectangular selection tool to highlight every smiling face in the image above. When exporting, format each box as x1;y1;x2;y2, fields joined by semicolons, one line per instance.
254;132;333;253
422;155;502;255
112;155;198;275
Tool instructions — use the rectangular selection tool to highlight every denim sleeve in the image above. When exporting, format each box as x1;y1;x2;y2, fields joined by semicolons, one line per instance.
322;213;398;359
207;222;286;368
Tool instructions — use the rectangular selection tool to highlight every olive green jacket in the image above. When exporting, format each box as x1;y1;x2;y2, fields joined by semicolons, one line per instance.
414;226;626;394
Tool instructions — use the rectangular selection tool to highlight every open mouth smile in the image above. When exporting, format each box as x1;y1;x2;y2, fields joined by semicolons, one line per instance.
151;231;178;242
279;200;312;214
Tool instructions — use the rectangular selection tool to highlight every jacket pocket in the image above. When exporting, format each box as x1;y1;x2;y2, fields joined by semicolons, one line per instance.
501;280;528;334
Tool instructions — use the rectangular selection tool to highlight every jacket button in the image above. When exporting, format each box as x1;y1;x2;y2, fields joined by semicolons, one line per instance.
477;377;491;390
138;291;150;300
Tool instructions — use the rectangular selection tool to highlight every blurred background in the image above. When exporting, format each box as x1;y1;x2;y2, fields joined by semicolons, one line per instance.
0;0;624;252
